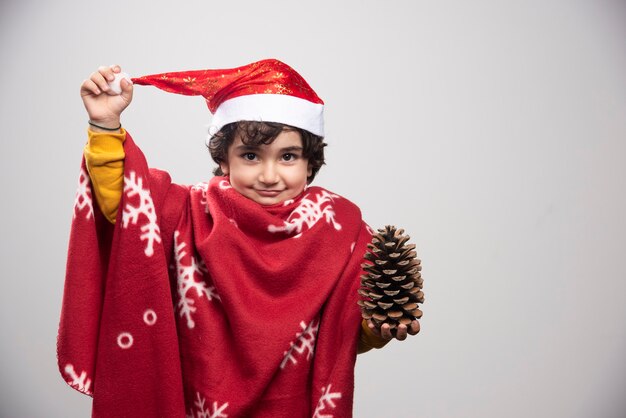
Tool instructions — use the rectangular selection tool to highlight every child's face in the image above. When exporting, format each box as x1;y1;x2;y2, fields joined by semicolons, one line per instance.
220;129;312;205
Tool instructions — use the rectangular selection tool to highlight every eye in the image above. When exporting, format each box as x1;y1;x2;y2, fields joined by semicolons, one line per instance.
241;152;257;161
282;153;298;162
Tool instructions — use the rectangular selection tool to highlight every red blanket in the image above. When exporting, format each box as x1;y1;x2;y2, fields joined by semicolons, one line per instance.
58;132;371;417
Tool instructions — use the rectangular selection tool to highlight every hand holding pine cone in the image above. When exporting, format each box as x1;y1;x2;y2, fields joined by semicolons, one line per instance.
358;226;424;334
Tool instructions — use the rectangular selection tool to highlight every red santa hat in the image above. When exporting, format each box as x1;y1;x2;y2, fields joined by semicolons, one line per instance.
131;59;325;140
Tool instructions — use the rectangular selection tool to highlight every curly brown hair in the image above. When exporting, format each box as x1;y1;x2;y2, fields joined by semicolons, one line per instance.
207;121;327;184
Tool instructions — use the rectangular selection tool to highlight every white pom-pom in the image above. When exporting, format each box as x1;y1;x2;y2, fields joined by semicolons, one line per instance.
108;72;131;95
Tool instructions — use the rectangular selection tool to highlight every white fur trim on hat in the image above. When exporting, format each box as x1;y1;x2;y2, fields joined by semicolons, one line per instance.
206;94;324;143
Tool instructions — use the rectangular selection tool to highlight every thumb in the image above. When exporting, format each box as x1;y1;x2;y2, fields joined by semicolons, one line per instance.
120;78;134;102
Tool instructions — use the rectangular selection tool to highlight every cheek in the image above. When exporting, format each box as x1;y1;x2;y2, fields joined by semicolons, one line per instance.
230;163;258;188
229;164;254;185
227;173;251;198
285;165;310;188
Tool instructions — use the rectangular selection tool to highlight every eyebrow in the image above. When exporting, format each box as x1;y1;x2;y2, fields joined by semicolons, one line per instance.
234;144;260;152
234;145;303;152
279;146;304;153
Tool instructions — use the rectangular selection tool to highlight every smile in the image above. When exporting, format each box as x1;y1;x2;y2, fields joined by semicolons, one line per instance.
255;189;283;197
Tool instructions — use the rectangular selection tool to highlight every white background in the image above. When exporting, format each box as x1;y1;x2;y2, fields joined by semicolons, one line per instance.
1;0;625;417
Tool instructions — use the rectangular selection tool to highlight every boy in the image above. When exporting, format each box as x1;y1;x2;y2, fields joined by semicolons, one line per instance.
59;60;419;417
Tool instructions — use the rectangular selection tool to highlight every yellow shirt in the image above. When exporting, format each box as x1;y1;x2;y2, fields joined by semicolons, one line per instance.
84;128;126;223
84;128;389;353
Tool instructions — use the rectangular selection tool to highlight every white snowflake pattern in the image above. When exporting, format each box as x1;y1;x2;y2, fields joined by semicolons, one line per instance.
122;171;162;257
218;180;232;190
117;332;134;349
186;392;229;418
312;384;342;418
268;191;342;237
192;182;209;213
63;364;92;395
73;167;94;220
143;309;157;326
280;318;319;369
175;231;220;329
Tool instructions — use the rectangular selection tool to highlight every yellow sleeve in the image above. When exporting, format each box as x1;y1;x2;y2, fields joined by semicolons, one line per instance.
84;128;126;224
357;319;390;354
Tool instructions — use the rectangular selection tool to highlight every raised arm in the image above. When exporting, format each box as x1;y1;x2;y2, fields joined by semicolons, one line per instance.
80;65;133;222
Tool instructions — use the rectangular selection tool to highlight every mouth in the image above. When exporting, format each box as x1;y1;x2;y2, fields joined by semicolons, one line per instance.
255;189;283;197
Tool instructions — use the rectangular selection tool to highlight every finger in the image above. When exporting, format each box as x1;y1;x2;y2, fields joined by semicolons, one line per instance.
90;71;111;93
395;324;408;341
381;323;393;340
409;320;421;335
98;65;116;82
81;79;102;96
110;64;121;74
367;320;382;337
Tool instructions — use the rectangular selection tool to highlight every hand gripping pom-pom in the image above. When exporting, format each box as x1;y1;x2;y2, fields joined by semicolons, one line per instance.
358;225;424;332
108;71;131;95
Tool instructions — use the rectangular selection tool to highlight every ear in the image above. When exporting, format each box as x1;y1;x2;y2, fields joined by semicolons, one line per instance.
307;163;313;178
219;161;229;176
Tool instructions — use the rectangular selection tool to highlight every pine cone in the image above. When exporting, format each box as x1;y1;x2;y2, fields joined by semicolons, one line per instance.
358;225;424;331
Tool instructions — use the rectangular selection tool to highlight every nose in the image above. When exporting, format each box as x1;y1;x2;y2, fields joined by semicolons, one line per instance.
259;161;279;185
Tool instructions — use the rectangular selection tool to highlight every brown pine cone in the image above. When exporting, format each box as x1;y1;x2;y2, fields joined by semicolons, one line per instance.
358;225;424;331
